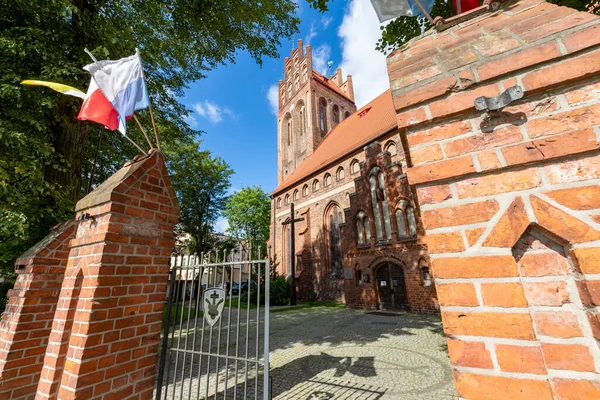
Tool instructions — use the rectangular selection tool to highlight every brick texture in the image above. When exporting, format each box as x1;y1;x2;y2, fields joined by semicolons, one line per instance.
388;0;600;396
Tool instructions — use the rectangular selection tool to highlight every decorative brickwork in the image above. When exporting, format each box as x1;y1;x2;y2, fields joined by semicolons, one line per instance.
0;150;179;400
387;0;600;397
0;221;77;400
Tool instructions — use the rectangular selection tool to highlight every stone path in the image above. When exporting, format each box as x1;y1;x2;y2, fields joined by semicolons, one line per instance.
156;307;456;399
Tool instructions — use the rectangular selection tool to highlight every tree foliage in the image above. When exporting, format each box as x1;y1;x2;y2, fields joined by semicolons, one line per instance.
222;186;271;260
0;0;300;274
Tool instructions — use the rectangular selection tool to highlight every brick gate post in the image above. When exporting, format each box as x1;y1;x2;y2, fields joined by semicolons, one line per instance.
387;0;600;398
0;221;77;400
36;150;179;400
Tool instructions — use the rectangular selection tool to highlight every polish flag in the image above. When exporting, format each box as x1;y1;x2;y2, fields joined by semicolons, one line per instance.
78;77;119;130
453;0;480;14
78;51;150;134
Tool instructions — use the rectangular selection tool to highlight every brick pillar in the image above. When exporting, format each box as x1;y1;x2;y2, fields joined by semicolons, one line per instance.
0;221;76;400
36;150;179;400
387;0;600;398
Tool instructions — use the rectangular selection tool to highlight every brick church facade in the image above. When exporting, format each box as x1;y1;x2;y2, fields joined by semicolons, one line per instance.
269;41;438;313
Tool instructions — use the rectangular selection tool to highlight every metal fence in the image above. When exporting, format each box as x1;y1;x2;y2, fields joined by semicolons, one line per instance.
156;251;270;399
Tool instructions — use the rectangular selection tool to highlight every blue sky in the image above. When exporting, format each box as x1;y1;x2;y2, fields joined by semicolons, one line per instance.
178;0;391;232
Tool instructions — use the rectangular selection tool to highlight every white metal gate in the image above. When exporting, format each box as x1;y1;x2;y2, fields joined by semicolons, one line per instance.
156;251;270;399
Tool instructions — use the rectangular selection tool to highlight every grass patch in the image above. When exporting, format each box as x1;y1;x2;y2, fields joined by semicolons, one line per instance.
225;297;257;309
270;301;345;314
162;304;200;325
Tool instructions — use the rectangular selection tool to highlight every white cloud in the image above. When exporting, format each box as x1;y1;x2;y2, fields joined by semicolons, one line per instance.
321;15;333;29
184;114;198;129
192;100;235;124
305;23;318;45
338;0;391;107
312;44;331;75
267;84;279;114
214;217;229;233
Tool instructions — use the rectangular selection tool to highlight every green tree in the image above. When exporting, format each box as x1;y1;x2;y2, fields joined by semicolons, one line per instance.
164;139;234;256
222;186;271;260
0;0;299;273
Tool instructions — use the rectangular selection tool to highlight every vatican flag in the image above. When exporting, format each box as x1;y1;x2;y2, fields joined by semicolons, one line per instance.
21;80;86;99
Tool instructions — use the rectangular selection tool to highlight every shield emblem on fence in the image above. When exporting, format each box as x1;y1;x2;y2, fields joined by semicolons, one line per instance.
203;288;226;327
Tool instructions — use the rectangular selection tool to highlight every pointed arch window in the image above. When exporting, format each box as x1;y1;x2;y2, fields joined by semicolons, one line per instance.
293;189;299;201
396;199;417;240
312;179;320;192
302;184;309;197
277;198;282;208
336;167;345;181
344;111;351;120
332;105;340;125
319;98;327;135
384;140;397;156
300;107;306;135
356;211;371;246
369;168;392;241
284;194;290;206
326;204;343;277
350;159;360;175
324;173;332;187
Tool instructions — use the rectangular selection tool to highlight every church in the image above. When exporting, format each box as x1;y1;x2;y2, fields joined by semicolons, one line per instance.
269;40;438;313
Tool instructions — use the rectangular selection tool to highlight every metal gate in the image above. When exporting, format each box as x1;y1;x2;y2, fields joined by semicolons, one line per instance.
156;251;270;399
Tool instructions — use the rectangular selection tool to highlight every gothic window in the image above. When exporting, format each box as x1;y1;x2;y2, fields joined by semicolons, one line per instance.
350;159;360;175
332;105;340;125
356;211;370;246
384;141;397;156
284;194;290;205
288;84;292;100
300;108;305;136
396;200;417;239
369;168;392;241
287;120;292;145
302;184;309;197
336;167;345;181
277;198;282;208
312;179;320;192
294;74;300;90
326;203;343;276
319;98;327;135
344;111;351;120
324;173;332;187
293;189;299;201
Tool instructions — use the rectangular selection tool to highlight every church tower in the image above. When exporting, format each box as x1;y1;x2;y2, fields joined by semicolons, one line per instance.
277;40;357;184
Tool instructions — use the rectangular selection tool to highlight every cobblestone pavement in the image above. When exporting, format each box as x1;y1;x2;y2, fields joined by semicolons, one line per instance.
155;306;456;399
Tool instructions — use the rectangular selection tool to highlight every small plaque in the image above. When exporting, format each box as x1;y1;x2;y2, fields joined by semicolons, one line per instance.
343;268;353;280
380;281;387;287
203;288;226;327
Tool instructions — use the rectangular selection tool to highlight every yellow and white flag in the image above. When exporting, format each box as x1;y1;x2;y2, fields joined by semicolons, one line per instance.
21;80;85;99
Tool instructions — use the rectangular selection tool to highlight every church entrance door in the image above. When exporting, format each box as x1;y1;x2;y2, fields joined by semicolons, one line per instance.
375;263;408;310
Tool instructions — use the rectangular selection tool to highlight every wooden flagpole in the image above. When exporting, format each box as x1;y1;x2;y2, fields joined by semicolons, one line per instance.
133;114;154;149
123;133;146;154
149;106;160;150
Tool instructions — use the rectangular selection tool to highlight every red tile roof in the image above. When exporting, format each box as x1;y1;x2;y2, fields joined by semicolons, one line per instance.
312;70;353;102
272;90;396;196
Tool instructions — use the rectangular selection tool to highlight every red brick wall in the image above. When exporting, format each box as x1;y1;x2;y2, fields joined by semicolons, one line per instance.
0;221;76;400
0;150;179;400
387;0;600;397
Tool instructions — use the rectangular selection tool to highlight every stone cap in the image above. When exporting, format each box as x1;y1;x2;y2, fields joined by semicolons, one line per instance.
76;149;178;213
387;0;600;127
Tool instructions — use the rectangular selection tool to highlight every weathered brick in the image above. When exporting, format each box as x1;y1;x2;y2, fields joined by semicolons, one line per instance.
483;197;530;248
422;200;499;230
433;256;518;278
476;150;503;171
444;125;522;158
518;252;569;277
545;185;600;211
572;248;600;274
520;10;595;42
531;196;600;244
447;339;493;369
407;120;472;147
437;283;478;306
480;282;528;308
454;371;553;400
495;344;546;374
552;378;600;400
465;227;486;247
562;23;600;54
411;144;444;165
442;311;535;339
392;76;458;110
408;156;477;185
533;311;583;338
542;343;597;372
429;84;501;120
396;106;428;127
544;153;600;184
425;231;465;253
529;104;600;139
456;169;542;198
523;281;570;306
416;184;452;205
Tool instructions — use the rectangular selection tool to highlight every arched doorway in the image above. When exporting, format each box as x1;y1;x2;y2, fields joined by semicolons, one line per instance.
375;263;408;310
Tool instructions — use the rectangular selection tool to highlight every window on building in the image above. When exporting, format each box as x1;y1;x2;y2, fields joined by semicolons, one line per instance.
344;111;351;120
277;198;282;208
313;179;320;192
369;168;392;241
293;189;299;201
396;199;417;239
336;167;345;181
420;258;431;286
332;105;340;125
356;211;370;246
350;159;360;175
385;141;397;156
326;203;343;277
324;173;332;187
284;194;290;205
300;108;305;136
302;184;309;197
287;120;292;145
319;98;327;135
288;84;292;100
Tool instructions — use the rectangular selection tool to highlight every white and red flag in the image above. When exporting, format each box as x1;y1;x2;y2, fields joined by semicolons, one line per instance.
78;50;150;135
